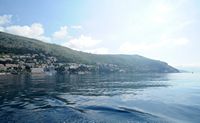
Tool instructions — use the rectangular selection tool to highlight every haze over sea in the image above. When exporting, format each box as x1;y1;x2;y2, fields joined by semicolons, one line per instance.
0;73;200;123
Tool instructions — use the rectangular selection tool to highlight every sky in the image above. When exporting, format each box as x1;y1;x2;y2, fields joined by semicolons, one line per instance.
0;0;200;67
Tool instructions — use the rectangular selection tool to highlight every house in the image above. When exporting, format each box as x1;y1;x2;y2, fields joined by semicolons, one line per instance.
5;64;18;68
0;64;6;70
31;68;44;73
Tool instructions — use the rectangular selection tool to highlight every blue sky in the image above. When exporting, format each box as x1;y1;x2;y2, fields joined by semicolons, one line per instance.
0;0;200;67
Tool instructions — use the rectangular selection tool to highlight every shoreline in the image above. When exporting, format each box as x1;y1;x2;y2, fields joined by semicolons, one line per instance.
0;72;11;75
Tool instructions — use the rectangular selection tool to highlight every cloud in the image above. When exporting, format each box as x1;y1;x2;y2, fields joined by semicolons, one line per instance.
53;26;69;41
63;35;101;50
172;38;189;45
157;4;172;14
85;47;109;54
0;26;4;31
6;23;44;37
71;25;83;29
4;23;51;42
0;15;12;26
0;15;51;42
149;3;173;24
119;37;189;53
62;35;109;54
174;20;195;32
0;14;105;52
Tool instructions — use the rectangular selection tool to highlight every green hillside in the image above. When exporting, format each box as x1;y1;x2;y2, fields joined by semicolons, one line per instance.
0;31;179;73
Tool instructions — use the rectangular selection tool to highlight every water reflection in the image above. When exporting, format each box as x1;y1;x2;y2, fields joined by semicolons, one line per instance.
0;73;169;108
0;73;170;99
1;73;199;122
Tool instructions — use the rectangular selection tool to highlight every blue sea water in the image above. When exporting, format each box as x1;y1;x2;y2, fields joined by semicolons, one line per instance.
0;73;200;123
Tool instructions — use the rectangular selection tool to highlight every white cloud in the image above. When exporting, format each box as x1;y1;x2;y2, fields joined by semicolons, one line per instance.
0;14;51;42
0;15;105;52
71;25;82;29
152;15;166;23
63;35;101;50
4;23;51;42
173;38;189;45
62;35;108;54
6;23;43;37
36;36;51;43
53;26;68;41
172;20;195;33
85;47;109;54
119;37;189;53
150;4;172;24
157;4;171;14
0;26;4;31
0;15;12;26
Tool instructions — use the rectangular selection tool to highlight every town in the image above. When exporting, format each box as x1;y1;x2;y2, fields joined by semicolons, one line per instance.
0;53;126;74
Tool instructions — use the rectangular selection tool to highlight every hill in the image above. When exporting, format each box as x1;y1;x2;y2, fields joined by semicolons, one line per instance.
0;31;179;73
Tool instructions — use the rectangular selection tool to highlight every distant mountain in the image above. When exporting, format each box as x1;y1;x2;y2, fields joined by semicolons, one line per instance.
0;31;179;73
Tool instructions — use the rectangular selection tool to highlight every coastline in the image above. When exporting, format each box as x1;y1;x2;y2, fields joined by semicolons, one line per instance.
0;72;11;75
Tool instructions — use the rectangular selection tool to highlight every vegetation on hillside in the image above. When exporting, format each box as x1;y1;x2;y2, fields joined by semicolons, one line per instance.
0;31;179;73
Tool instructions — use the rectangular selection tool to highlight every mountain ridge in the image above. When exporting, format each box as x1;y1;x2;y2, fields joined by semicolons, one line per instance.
0;31;179;73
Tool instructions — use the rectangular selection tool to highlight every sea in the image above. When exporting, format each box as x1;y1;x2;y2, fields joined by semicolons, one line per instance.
0;73;200;123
